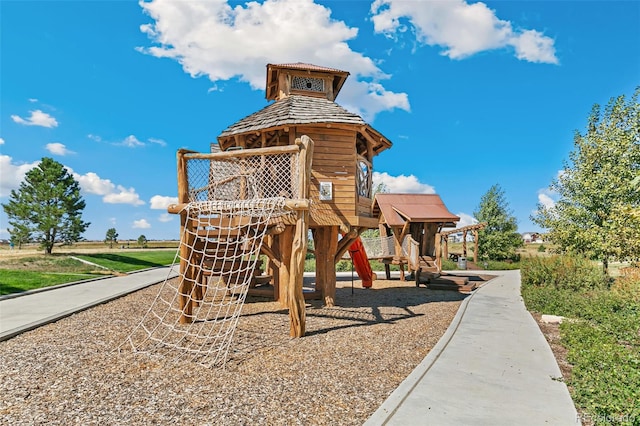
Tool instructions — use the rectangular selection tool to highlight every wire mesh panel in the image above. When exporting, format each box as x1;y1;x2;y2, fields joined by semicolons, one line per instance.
186;151;301;203
359;235;396;259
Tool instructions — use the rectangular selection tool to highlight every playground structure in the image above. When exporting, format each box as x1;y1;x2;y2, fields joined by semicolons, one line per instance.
214;62;393;307
371;193;460;283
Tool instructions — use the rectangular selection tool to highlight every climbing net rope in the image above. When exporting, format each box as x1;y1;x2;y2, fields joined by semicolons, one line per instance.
122;147;304;368
122;199;290;368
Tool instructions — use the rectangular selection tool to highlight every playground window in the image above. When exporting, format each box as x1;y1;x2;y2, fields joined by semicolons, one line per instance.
356;157;371;199
292;76;324;92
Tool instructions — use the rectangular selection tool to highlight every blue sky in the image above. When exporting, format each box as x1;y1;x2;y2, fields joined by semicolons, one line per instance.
1;0;638;241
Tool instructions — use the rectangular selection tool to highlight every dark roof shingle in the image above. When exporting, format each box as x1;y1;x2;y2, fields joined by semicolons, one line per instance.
219;95;366;137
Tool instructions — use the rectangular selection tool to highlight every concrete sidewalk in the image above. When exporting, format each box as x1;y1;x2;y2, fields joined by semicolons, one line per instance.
0;266;177;341
365;270;580;425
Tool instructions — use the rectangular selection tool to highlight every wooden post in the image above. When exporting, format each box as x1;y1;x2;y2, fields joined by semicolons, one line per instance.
288;136;313;337
176;150;193;324
473;230;479;263
435;233;441;271
462;230;468;258
288;213;308;337
442;234;448;270
278;226;293;307
317;226;338;307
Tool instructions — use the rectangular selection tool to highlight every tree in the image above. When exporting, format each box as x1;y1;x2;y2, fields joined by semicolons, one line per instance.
137;234;148;248
2;157;90;254
474;184;523;260
8;220;32;250
532;88;640;273
105;228;119;248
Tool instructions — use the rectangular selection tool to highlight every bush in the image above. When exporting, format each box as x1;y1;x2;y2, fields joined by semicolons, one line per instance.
521;254;610;292
612;267;640;303
520;255;640;423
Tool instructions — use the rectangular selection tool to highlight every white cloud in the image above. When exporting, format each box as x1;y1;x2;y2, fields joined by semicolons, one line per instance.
373;171;435;194
121;135;145;148
148;138;167;147
0;138;5;145
45;142;75;156
158;213;174;223
370;0;558;64
138;0;410;120
537;190;556;210
456;212;478;228
0;156;40;197
133;219;151;229
11;109;59;128
89;134;166;148
103;186;145;206
511;29;559;64
72;170;145;206
150;195;178;210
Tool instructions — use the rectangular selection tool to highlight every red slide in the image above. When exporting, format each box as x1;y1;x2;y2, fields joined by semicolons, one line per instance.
348;237;374;288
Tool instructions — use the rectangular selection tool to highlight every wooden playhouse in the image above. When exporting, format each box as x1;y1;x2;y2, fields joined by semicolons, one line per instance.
371;193;460;281
212;63;393;307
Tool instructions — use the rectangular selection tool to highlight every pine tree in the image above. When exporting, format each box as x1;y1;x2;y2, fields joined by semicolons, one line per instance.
2;158;90;254
105;228;119;248
474;184;523;261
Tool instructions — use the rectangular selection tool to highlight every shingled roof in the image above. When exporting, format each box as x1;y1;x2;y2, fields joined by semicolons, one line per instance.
218;95;365;137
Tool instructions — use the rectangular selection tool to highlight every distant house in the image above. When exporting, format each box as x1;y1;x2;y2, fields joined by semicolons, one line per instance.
522;232;544;244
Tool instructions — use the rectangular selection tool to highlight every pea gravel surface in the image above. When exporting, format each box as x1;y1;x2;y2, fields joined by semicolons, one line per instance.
0;277;468;425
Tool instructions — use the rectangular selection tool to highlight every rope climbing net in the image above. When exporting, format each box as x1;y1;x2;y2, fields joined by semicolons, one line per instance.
122;145;306;368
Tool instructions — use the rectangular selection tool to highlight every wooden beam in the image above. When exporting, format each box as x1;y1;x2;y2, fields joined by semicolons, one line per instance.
167;199;311;214
177;150;193;324
335;228;358;263
260;243;282;269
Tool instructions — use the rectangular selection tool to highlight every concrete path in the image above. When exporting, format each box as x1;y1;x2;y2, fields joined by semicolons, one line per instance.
0;266;178;341
365;270;580;425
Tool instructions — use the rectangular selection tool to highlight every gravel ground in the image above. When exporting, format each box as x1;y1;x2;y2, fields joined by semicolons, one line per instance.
0;277;467;425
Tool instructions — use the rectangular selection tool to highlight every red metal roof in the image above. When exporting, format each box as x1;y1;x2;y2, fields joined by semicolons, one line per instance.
373;194;460;227
268;62;348;74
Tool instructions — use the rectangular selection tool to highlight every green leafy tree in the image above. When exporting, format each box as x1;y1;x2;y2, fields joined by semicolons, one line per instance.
137;234;148;248
474;184;523;260
105;228;119;248
533;88;640;273
2;157;90;254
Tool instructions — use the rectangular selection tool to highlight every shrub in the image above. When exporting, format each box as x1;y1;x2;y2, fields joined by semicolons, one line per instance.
611;267;640;303
521;254;610;292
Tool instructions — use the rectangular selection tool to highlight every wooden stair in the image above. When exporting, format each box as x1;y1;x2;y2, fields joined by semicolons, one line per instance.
414;256;440;286
427;274;478;294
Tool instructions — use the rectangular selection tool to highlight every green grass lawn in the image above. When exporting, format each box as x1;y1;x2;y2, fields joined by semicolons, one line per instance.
73;251;176;273
0;270;104;295
0;250;177;295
